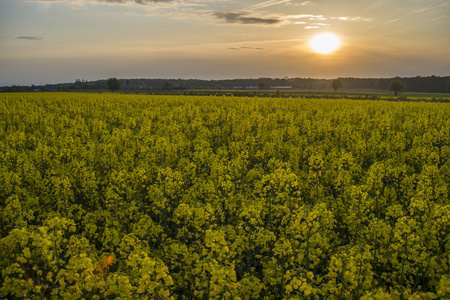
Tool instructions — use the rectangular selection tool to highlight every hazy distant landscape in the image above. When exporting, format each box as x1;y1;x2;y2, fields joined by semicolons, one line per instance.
2;76;450;97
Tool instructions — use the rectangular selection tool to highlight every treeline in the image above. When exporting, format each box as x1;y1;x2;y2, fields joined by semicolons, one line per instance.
336;76;450;93
99;76;450;92
2;75;450;93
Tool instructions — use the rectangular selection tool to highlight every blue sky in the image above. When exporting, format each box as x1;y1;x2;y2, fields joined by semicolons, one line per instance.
1;0;449;85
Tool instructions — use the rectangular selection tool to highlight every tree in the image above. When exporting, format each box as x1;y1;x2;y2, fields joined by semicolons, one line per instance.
258;82;266;90
332;79;342;92
107;78;122;92
162;82;173;91
388;79;405;96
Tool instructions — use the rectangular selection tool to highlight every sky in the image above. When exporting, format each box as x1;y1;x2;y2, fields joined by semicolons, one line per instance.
1;0;449;86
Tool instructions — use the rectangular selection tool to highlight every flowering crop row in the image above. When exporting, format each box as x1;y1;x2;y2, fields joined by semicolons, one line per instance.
0;93;449;299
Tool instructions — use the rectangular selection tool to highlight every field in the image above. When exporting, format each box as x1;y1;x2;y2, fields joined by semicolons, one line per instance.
1;93;449;299
154;89;450;102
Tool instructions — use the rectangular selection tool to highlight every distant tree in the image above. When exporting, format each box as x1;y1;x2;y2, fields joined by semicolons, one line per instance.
162;82;173;91
258;82;266;90
332;79;342;92
107;78;122;92
389;79;406;96
73;79;83;90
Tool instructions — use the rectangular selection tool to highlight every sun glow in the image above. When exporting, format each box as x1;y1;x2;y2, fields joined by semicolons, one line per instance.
310;33;340;54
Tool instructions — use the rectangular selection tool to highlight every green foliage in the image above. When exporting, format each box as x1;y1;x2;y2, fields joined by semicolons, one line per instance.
106;78;122;92
1;92;449;299
389;79;406;96
332;79;343;92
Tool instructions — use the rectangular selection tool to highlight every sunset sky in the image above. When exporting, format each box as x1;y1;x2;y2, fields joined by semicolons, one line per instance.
1;0;449;86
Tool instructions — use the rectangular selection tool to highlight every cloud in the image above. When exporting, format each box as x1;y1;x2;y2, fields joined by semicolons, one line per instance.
386;18;400;23
26;0;177;5
214;11;371;27
9;36;46;41
330;16;371;22
285;14;326;21
215;12;281;25
246;0;291;10
229;46;264;50
282;14;371;26
101;0;175;4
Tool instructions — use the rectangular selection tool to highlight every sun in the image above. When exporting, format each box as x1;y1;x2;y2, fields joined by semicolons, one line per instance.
310;33;340;54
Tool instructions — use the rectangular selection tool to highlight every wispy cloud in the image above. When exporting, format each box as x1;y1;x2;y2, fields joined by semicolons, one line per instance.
244;0;314;11
228;46;264;50
27;0;373;29
246;0;291;10
283;14;327;21
386;18;400;23
26;0;178;5
331;16;371;22
9;36;46;41
285;1;314;6
215;12;281;25
100;0;176;4
214;12;371;27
